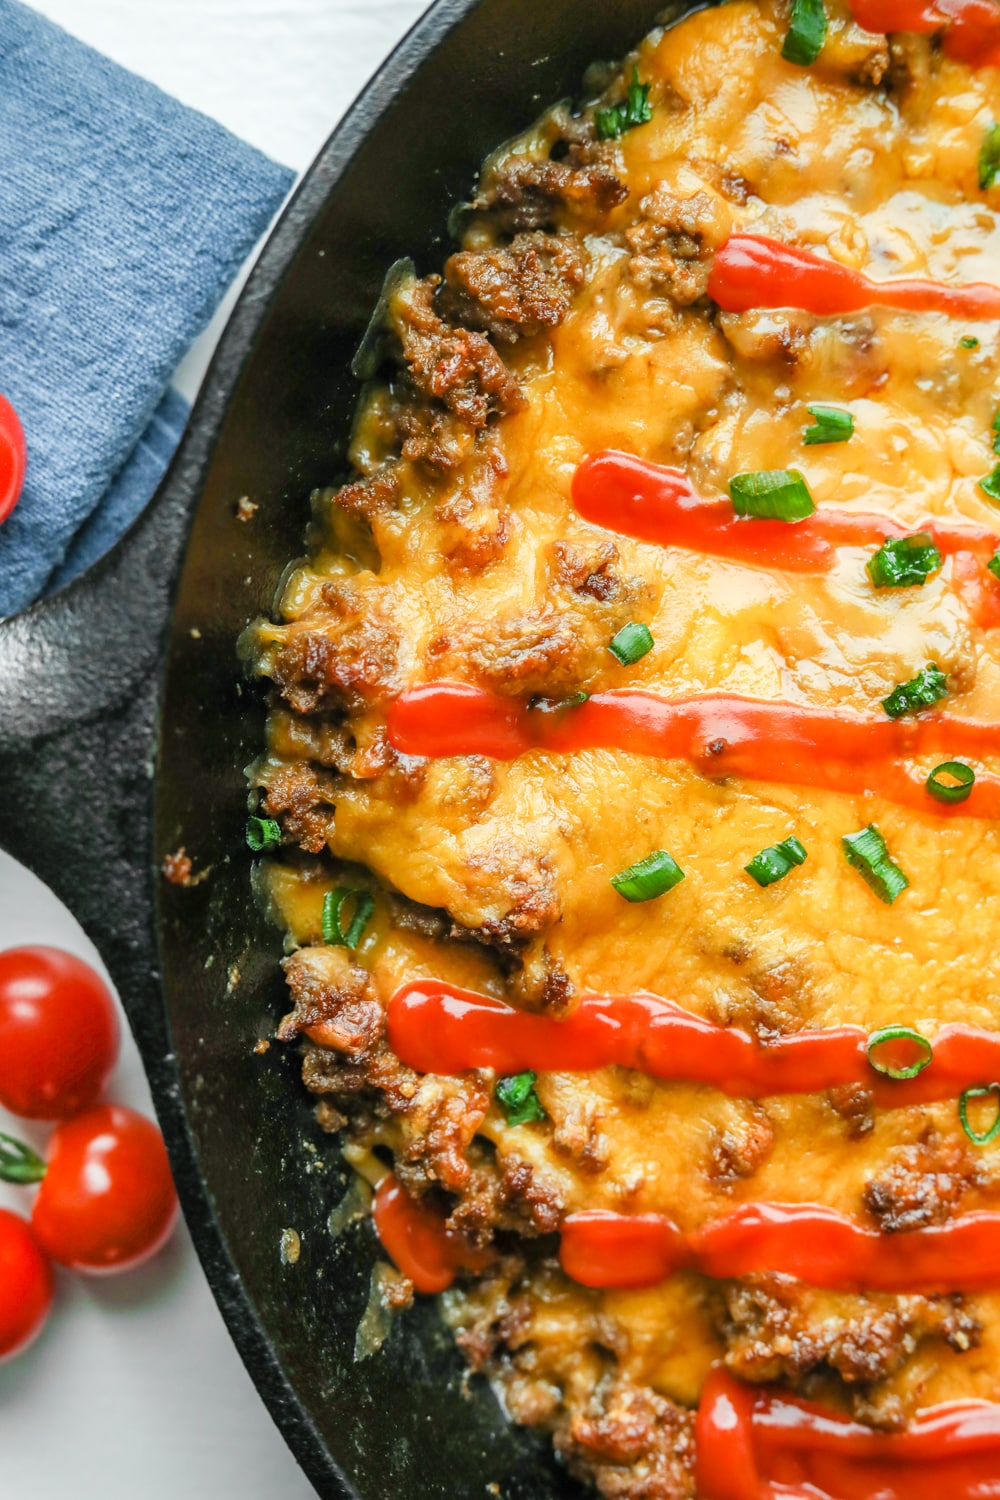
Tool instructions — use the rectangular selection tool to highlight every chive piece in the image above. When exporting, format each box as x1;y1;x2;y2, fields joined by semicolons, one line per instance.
595;66;652;141
528;691;589;713
246;816;281;852
981;465;1000;502
609;622;654;666
611;850;685;902
866;533;942;589
993;411;1000;456
979;122;1000;191
496;1071;546;1127
322;888;375;949
926;761;976;804
843;824;909;904
959;1084;1000;1145
745;835;808;888
881;663;948;720
803;404;854;445
960;336;980;350
730;469;815;522
782;0;828;63
866;1025;933;1080
989;549;1000;581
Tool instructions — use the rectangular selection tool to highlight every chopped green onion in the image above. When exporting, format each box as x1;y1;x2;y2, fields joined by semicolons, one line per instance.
322;888;375;949
803;404;853;445
595;66;652;141
528;691;590;713
246;816;281;852
782;0;828;64
496;1071;546;1127
729;469;815;522
960;336;980;350
979;122;1000;191
959;1084;1000;1146
843;824;909;904
866;533;942;590
992;410;1000;456
980;464;1000;502
989;549;1000;581
881;663;948;720
609;622;654;666
926;760;976;805
866;1025;933;1080
611;850;685;902
745;835;808;888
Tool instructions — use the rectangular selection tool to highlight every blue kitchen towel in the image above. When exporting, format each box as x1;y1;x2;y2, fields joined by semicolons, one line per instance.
0;0;295;618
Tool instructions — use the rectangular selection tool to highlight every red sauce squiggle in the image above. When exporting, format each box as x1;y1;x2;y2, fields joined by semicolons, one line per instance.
848;0;1000;69
695;1367;1000;1500
386;979;1000;1108
564;1202;1000;1293
709;234;1000;319
572;450;998;577
386;684;1000;819
374;1174;1000;1294
371;1175;494;1293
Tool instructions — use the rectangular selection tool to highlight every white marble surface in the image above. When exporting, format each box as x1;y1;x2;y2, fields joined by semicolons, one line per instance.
0;2;428;1495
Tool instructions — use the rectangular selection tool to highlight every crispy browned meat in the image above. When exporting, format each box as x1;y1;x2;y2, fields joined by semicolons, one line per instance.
827;1084;875;1139
270;591;401;716
708;1103;775;1189
716;1274;981;1392
433;446;513;571
328;465;400;522
555;1378;697;1500
475;155;628;233
390;275;524;430
442;1150;565;1244
442;232;587;344
551;538;622;601
279;947;381;1055
429;582;642;698
863;1134;984;1233
626;188;731;304
161;848;194;886
259;761;337;854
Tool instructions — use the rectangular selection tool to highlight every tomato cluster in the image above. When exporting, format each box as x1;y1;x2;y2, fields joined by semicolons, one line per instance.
0;947;178;1360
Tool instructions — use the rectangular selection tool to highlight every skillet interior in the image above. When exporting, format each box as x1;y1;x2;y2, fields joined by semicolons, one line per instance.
152;1;692;1495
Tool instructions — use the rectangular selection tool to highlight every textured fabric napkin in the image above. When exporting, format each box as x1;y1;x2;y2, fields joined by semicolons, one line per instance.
0;0;295;618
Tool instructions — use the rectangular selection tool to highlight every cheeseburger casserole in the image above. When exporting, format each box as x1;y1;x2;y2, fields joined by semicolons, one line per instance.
248;1;1000;1492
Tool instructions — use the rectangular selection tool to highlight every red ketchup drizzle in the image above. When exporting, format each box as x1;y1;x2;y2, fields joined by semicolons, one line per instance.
709;234;1000;319
371;1174;493;1293
848;0;1000;66
695;1367;1000;1500
386;979;1000;1108
374;1173;1000;1295
386;684;1000;819
571;449;997;577
566;1202;1000;1293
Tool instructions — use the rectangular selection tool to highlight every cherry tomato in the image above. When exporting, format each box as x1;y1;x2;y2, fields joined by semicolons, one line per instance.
0;946;120;1120
0;1208;53;1359
0;393;26;524
31;1105;178;1274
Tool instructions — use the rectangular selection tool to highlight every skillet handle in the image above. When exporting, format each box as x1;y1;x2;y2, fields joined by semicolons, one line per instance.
0;466;197;1008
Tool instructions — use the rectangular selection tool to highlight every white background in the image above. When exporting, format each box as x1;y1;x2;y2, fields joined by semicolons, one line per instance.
0;2;428;1496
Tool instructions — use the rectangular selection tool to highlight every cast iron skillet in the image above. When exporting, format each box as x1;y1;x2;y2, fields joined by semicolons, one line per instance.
0;0;679;1493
